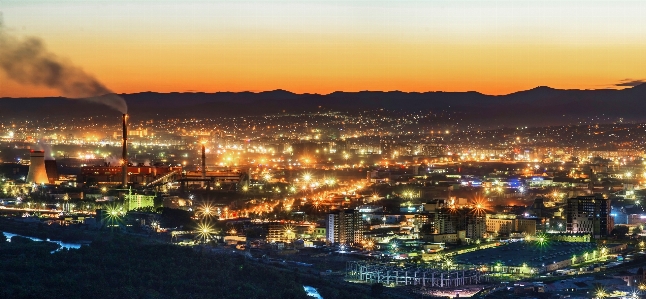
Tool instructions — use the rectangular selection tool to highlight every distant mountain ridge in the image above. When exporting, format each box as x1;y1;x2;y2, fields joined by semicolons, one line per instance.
1;85;645;127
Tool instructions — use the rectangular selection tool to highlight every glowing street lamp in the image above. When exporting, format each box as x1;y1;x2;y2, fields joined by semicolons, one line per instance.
596;288;608;299
198;203;215;218
390;241;399;252
364;240;375;251
196;222;214;243
105;204;124;229
537;236;546;247
445;259;453;269
303;173;312;182
151;221;159;232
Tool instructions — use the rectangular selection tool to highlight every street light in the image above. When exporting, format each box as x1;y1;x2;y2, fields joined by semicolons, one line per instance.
596;288;607;299
196;222;213;243
390;241;398;252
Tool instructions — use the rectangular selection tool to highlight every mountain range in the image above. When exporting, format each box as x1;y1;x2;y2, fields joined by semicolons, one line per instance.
2;84;645;127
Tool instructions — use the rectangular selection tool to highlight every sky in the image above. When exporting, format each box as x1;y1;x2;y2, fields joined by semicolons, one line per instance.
1;0;646;97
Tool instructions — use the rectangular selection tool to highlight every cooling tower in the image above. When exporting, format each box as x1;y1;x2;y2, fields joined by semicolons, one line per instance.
26;150;49;184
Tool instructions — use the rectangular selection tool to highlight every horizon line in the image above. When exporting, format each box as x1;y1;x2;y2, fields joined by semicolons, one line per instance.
1;84;642;99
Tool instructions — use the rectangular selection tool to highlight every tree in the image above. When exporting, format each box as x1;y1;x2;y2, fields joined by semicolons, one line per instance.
633;226;643;237
370;283;384;297
611;225;630;238
159;208;193;228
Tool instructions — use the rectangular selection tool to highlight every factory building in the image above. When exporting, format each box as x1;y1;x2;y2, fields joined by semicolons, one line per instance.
79;165;181;187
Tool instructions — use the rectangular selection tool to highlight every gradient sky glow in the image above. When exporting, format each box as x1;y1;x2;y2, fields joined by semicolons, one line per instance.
1;0;646;96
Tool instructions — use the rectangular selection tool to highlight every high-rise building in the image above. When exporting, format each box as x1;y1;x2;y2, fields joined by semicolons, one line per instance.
326;209;364;245
431;207;486;239
433;208;460;234
466;213;487;240
566;195;612;238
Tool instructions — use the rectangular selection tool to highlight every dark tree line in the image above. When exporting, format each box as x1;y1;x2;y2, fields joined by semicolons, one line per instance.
0;234;308;299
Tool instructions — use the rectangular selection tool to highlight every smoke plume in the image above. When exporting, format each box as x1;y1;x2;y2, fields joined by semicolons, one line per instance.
0;17;127;113
34;141;54;160
34;140;56;160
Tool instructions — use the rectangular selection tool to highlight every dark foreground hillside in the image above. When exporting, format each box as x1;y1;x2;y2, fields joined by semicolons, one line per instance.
0;234;375;299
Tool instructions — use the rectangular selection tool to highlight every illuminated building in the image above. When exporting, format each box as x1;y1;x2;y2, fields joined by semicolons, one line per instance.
326;209;364;245
486;214;537;236
26;150;49;184
125;190;156;211
566;195;612;238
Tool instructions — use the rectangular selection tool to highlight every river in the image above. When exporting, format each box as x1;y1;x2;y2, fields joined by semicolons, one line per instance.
2;232;87;252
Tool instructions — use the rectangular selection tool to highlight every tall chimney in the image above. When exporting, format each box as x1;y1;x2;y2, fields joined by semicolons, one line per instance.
201;144;206;187
122;114;128;188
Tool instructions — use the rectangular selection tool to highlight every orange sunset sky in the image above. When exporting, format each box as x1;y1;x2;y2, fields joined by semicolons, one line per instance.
1;0;646;97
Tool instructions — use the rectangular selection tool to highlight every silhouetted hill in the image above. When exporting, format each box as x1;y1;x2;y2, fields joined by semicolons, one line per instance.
2;85;645;127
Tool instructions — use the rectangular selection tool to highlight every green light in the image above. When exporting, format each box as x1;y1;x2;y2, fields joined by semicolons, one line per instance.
535;233;548;248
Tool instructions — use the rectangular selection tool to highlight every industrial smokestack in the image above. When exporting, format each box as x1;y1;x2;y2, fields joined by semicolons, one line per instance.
122;114;128;188
26;150;49;184
201;144;206;187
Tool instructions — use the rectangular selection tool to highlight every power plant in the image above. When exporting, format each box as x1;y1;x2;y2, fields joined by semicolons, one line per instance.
26;150;49;184
122;113;128;188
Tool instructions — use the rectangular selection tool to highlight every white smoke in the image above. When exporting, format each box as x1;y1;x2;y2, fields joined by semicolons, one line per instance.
34;141;54;160
105;155;122;166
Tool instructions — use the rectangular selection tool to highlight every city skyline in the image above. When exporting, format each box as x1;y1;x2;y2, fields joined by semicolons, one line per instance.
3;2;646;298
1;0;646;97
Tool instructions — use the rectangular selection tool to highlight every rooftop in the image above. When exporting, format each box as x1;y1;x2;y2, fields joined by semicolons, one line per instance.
454;241;597;268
